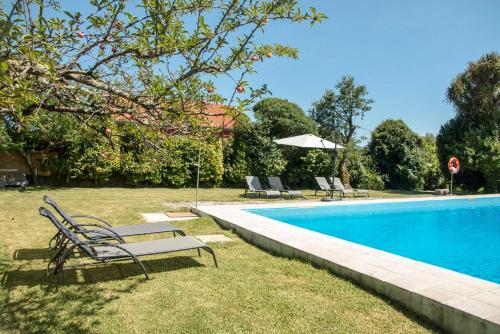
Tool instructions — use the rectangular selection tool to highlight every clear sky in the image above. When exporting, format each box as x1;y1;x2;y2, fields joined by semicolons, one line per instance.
52;0;500;138
233;0;500;138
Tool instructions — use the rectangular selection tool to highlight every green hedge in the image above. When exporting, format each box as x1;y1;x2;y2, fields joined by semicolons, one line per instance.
50;124;224;187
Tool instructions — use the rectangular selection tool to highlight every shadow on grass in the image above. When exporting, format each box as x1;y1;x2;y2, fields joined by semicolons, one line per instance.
3;256;204;288
1;250;207;333
1;253;121;333
2;256;204;289
0;282;115;333
14;248;51;260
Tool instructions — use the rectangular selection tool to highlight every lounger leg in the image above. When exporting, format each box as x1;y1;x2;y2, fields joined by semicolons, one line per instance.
47;246;66;276
177;230;186;236
197;248;201;257
55;248;73;288
132;257;149;280
173;231;176;238
203;247;218;267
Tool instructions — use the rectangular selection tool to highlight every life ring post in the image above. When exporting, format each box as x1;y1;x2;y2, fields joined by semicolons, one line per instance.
447;156;460;195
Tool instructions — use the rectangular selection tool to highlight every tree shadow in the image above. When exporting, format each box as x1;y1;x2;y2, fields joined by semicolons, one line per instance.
3;256;204;289
0;255;206;333
14;248;51;261
1;253;117;333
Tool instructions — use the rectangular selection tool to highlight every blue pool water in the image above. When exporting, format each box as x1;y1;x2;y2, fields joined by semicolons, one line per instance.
247;197;500;283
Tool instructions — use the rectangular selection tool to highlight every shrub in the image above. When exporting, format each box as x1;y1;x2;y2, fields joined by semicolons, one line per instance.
223;123;286;185
368;119;423;190
347;148;385;190
286;149;332;187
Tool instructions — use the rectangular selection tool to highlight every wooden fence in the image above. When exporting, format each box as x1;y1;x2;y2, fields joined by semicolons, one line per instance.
0;151;54;176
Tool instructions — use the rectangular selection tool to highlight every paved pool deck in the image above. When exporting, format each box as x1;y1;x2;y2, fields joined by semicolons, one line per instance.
195;195;500;334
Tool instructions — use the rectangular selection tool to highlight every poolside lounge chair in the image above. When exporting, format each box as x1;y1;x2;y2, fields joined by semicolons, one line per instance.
39;207;217;286
245;176;280;198
332;177;369;198
268;177;303;199
43;195;185;250
314;177;333;196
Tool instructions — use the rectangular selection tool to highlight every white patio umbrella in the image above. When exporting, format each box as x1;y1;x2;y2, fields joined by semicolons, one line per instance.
274;134;344;150
274;134;344;201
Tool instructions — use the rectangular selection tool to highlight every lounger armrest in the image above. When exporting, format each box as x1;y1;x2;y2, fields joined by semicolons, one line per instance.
71;214;113;227
76;227;125;243
73;240;137;259
81;240;141;260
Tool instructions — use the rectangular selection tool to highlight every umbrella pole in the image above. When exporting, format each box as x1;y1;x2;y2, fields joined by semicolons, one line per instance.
331;149;336;199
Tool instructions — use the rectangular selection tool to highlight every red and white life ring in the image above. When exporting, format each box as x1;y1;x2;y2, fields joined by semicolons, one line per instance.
447;157;460;174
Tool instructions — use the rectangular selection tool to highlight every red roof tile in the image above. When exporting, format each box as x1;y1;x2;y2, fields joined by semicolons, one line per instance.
198;104;236;130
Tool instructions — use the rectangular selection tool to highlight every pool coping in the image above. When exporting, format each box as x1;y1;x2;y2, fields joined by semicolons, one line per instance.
195;195;500;334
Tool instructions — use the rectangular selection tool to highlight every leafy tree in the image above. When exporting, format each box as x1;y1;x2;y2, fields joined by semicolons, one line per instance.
446;52;500;125
160;136;224;187
368;119;423;190
0;112;78;183
346;148;384;190
223;122;286;185
310;75;373;185
417;134;445;190
0;110;224;186
61;131;122;184
437;52;500;192
252;97;317;185
253;98;317;139
437;116;499;192
286;149;332;187
0;0;325;150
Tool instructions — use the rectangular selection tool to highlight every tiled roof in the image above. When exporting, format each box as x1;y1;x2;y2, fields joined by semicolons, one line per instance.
198;104;236;130
114;104;236;131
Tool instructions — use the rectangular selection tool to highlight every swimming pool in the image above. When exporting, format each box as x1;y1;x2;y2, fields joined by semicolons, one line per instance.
248;197;500;284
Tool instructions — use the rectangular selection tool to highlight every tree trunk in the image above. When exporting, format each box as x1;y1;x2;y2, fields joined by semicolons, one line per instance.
339;158;350;186
19;150;38;185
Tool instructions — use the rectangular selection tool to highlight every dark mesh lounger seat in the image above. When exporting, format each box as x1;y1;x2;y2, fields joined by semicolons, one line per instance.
39;207;217;287
43;195;186;249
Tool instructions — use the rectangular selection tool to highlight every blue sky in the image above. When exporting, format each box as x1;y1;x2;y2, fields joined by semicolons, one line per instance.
236;0;500;137
52;0;499;137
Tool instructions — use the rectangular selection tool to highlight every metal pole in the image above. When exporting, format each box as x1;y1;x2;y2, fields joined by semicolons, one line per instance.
450;173;453;195
195;134;201;212
330;118;337;199
331;144;336;199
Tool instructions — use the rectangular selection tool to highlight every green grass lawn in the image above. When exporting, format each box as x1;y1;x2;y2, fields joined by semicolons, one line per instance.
0;187;439;333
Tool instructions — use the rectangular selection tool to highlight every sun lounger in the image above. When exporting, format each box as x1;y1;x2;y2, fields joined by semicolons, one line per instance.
43;195;185;250
268;177;303;199
314;177;333;196
244;176;280;198
39;207;217;286
332;177;369;197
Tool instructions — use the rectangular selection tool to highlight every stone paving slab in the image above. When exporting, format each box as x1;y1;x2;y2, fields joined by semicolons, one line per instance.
196;194;500;334
141;212;198;223
165;211;198;218
196;234;232;243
